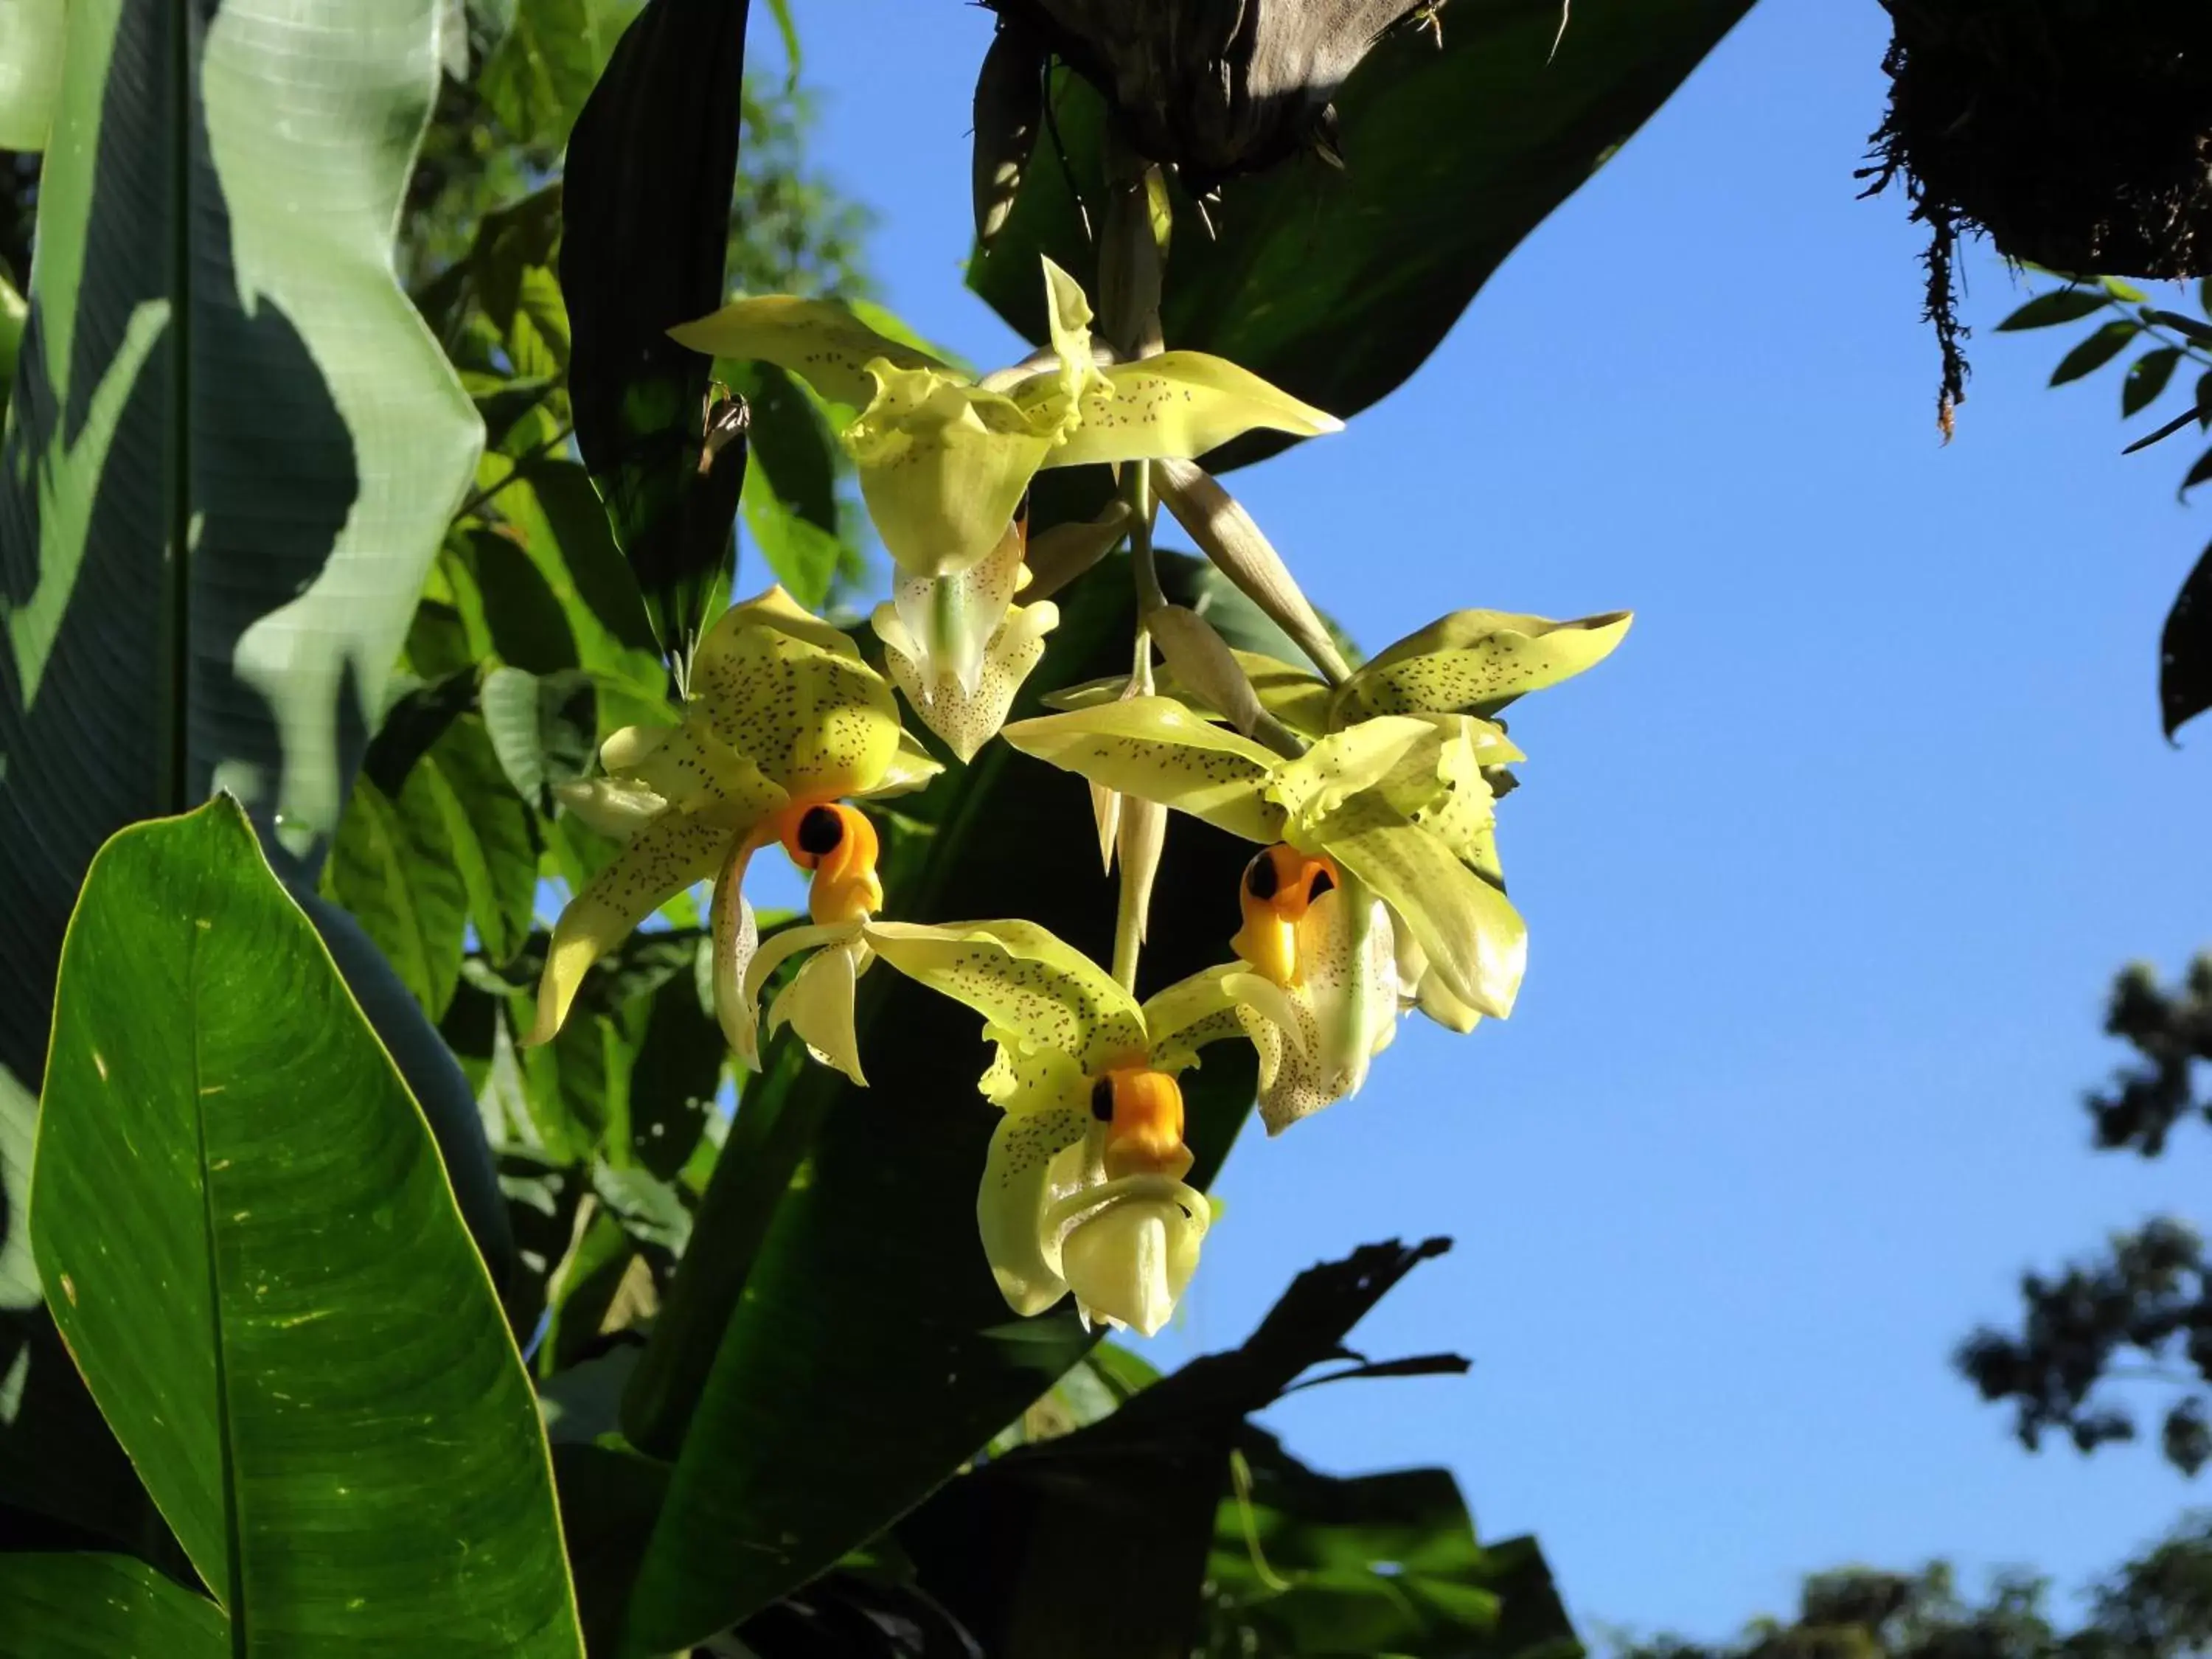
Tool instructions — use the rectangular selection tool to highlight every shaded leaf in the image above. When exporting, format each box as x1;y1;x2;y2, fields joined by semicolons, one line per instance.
322;773;470;1019
479;0;608;146
33;797;582;1652
2051;321;2139;386
0;1554;225;1656
2125;347;2183;416
1994;288;2108;330
560;0;751;672
482;663;598;813
2160;539;2212;740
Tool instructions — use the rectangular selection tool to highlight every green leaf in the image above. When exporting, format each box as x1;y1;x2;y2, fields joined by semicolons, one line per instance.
32;797;583;1652
482;663;599;813
0;0;67;150
2184;448;2212;496
2124;347;2183;416
560;0;751;675
479;0;609;146
0;1554;226;1656
427;713;540;964
614;555;1283;1650
1994;287;2109;330
730;358;838;535
742;471;846;610
0;0;504;1517
2050;320;2140;386
2100;275;2149;304
2162;538;2212;740
0;271;22;417
322;771;470;1019
969;1;1753;456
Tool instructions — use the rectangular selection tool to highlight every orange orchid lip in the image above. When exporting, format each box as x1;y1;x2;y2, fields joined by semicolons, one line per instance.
1090;1066;1195;1182
766;800;883;925
1229;844;1338;987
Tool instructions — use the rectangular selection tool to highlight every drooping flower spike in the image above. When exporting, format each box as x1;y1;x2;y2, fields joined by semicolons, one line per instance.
527;588;939;1056
670;257;1340;757
862;919;1246;1336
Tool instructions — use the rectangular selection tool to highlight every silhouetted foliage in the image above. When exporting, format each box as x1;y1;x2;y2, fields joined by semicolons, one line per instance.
1615;1514;2212;1659
1959;956;2212;1474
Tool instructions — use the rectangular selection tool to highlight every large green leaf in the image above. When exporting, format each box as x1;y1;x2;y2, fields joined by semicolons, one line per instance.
0;1554;226;1658
560;0;752;673
479;0;611;147
0;0;66;150
0;0;501;1537
615;556;1280;1651
31;796;584;1654
970;0;1753;456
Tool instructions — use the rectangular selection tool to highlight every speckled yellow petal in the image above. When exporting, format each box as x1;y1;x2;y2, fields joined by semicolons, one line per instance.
888;518;1027;698
877;597;1059;763
1333;609;1633;723
1225;887;1398;1133
976;1068;1095;1317
864;919;1147;1074
872;728;946;799
667;295;948;408
600;721;789;822
552;776;669;841
1140;964;1248;1072
686;587;904;800
849;365;1058;579
999;698;1287;844
1233;650;1333;737
1394;930;1485;1034
1037;352;1341;469
1323;821;1526;1020
529;811;737;1046
711;844;762;1063
767;939;867;1085
1267;717;1440;835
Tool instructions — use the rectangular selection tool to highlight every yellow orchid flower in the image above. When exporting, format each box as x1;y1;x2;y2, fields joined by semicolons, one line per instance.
527;587;939;1052
1000;700;1528;1026
1220;845;1402;1133
671;259;1338;759
670;257;1340;580
863;919;1245;1337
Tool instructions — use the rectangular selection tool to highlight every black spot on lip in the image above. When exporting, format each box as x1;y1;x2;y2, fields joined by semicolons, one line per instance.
1089;1077;1114;1121
1244;850;1279;899
1307;866;1334;900
797;804;844;855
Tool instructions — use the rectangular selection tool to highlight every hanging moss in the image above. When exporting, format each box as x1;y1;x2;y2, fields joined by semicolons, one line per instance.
1862;1;2212;432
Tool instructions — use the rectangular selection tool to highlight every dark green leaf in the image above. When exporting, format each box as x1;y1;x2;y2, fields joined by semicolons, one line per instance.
560;0;751;672
448;525;585;675
322;772;470;1019
2125;347;2183;416
2161;539;2212;740
2184;448;2212;496
482;663;598;812
970;1;1753;456
2145;309;2212;348
0;271;22;418
1994;288;2110;330
361;664;481;796
0;0;498;1347
2050;321;2140;386
428;713;540;965
33;797;582;1652
475;374;563;450
616;555;1284;1649
0;1554;225;1656
731;359;838;534
743;472;846;609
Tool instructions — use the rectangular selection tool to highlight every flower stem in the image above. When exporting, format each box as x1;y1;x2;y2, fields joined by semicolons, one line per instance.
1126;459;1166;614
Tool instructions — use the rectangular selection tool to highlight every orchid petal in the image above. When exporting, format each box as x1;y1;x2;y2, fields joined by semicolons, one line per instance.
889;518;1027;699
1334;608;1633;723
711;841;763;1063
1139;964;1248;1072
1394;929;1485;1034
767;939;867;1085
873;727;949;799
877;597;1060;763
975;1070;1095;1317
599;721;789;821
552;776;669;841
1035;352;1341;469
1000;697;1287;844
1040;256;1108;411
1225;888;1398;1133
849;365;1058;578
529;810;735;1045
688;585;905;800
731;919;847;1071
864;919;1147;1074
1060;1189;1207;1337
1323;821;1527;1020
667;294;948;408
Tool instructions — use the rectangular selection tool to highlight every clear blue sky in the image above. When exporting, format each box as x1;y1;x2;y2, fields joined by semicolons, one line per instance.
778;0;2212;1638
